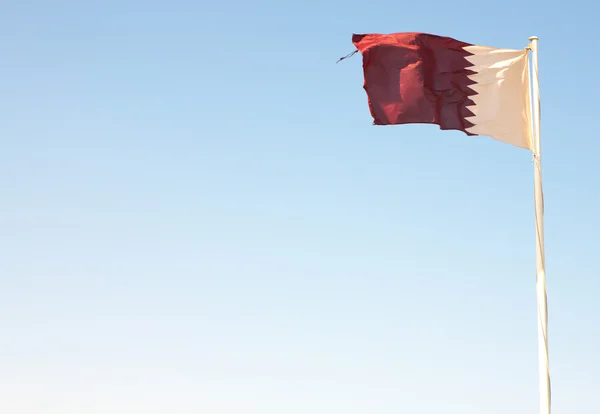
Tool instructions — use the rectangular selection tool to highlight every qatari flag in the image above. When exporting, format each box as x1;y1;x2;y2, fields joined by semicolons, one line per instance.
352;32;532;150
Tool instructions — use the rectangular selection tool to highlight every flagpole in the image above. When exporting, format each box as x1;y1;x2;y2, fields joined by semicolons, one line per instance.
529;35;550;414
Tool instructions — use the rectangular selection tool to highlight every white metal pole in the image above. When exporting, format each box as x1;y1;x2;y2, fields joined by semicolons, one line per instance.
529;35;550;414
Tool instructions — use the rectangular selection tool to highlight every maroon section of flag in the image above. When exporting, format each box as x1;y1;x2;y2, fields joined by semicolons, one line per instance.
352;32;477;134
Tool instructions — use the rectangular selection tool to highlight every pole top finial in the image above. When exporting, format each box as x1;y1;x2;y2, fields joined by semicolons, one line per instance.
529;36;539;41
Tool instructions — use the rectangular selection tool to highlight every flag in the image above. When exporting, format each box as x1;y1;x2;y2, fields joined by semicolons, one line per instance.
352;32;532;150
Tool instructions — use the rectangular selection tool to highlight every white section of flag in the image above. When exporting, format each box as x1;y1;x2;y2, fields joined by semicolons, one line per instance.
464;46;533;150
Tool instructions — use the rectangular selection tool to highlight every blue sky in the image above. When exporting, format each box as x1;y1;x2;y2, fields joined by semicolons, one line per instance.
1;0;597;413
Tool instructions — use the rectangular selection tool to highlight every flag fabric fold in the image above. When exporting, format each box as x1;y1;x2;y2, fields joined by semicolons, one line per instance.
352;32;532;150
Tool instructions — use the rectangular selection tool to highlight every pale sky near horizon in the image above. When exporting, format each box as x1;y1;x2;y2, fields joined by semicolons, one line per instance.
1;1;598;413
